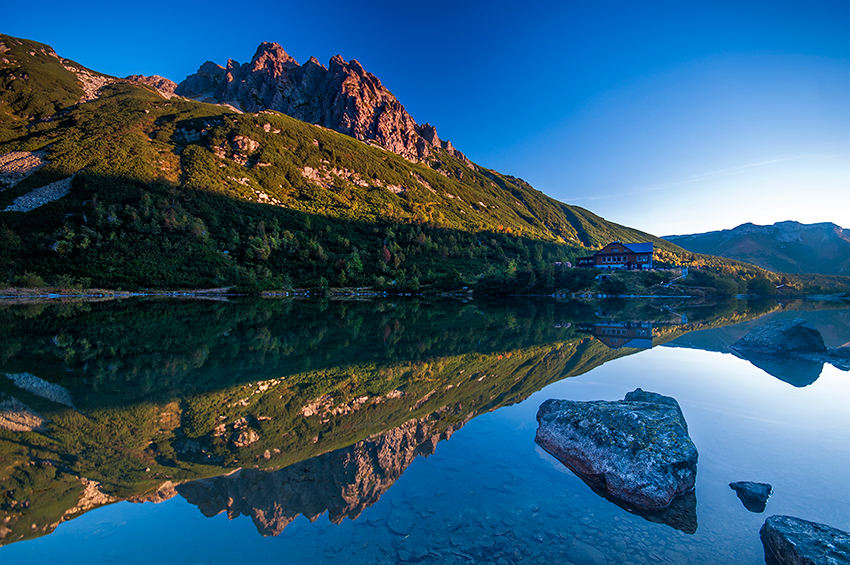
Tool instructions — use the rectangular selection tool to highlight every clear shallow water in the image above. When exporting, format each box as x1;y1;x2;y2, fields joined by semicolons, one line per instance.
3;347;848;564
0;299;847;564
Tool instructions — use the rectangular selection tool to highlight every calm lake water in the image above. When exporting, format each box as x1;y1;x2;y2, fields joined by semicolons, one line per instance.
0;298;847;564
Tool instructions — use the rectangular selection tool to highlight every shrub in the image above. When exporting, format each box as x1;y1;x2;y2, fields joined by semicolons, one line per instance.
16;272;45;288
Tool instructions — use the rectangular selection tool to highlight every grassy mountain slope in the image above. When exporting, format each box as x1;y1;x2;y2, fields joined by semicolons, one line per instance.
0;35;84;133
0;34;846;294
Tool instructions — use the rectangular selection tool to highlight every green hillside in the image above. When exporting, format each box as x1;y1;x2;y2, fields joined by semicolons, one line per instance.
0;34;846;294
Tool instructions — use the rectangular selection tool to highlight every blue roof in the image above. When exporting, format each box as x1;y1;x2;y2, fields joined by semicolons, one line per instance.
623;242;653;253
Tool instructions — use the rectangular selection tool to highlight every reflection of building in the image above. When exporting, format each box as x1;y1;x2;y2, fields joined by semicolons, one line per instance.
576;241;654;270
577;322;654;349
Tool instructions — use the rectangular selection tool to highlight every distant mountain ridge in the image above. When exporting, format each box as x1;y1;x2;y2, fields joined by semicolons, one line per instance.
175;42;467;165
664;221;850;276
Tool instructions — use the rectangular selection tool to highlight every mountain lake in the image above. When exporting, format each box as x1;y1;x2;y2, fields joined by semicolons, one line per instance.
0;297;847;564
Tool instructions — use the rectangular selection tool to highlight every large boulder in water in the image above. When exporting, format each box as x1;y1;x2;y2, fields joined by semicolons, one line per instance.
732;319;827;354
535;388;698;511
760;515;850;564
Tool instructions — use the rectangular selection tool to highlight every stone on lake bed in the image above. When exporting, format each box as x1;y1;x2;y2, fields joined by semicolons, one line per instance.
760;515;850;565
387;508;416;535
730;481;772;513
535;388;697;511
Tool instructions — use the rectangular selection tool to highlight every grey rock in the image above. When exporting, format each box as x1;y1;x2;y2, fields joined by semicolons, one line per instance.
732;319;827;354
388;509;416;535
566;540;608;565
730;481;772;513
174;61;226;99
760;515;850;564
125;74;177;96
535;389;698;511
731;319;850;385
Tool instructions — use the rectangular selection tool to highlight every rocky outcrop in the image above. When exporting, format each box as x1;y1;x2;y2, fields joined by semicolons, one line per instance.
732;319;827;354
760;515;850;565
62;478;118;518
61;61;116;102
1;176;74;213
128;481;178;504
535;389;698;512
6;373;74;407
827;345;850;371
177;414;468;536
176;42;470;164
125;74;177;98
0;395;48;432
0;151;47;189
730;481;771;513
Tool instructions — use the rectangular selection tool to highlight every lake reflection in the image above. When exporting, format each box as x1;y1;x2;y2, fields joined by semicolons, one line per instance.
0;297;847;564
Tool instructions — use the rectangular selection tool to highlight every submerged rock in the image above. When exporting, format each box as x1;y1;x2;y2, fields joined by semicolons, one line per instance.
760;515;850;565
535;388;698;512
730;481;772;513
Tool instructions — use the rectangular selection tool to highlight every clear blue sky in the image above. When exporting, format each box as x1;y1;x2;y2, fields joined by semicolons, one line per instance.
4;0;848;235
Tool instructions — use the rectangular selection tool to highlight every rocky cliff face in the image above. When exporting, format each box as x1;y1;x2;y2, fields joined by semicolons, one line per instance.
125;74;177;98
176;413;468;536
175;42;470;164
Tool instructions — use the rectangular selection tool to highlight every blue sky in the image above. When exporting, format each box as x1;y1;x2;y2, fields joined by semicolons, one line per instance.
4;0;848;235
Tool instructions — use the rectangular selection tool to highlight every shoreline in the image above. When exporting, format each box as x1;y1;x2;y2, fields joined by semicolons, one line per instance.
0;286;845;305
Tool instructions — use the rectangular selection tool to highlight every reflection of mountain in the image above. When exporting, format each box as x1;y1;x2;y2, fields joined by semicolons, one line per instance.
576;322;653;350
178;413;466;536
664;304;850;386
0;297;796;546
665;304;850;351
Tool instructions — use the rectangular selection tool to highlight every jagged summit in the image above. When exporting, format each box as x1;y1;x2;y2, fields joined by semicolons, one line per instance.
175;43;470;164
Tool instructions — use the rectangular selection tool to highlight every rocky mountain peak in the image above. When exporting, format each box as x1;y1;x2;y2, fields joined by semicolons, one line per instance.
251;42;297;71
124;74;178;97
175;42;471;165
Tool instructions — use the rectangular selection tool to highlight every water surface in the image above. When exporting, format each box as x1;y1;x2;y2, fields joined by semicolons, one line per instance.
0;298;847;563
